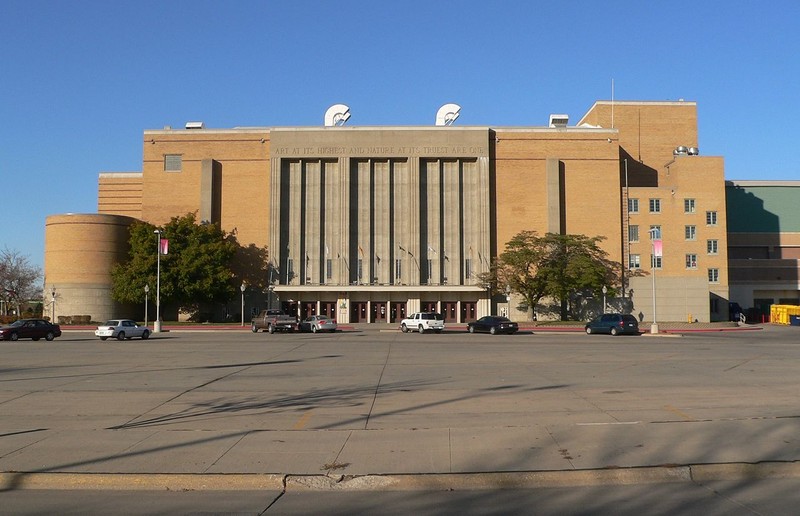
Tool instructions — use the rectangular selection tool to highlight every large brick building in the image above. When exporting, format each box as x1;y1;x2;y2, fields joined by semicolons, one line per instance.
46;99;742;324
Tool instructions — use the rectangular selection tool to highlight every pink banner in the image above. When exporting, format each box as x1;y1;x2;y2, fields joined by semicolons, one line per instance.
159;239;169;255
653;239;662;257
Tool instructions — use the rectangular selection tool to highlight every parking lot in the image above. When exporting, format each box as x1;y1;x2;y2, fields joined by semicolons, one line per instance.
1;325;799;513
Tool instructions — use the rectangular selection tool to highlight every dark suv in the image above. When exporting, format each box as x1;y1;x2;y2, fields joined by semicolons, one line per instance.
585;313;640;336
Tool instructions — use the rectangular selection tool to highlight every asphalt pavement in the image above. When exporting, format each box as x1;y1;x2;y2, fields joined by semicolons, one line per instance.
1;322;798;514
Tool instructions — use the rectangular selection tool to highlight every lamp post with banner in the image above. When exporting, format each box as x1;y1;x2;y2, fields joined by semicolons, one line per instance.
144;284;149;328
649;228;662;334
240;283;246;326
154;230;167;333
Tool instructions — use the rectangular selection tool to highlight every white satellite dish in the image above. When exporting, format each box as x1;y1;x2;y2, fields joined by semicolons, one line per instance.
324;104;351;126
435;103;461;126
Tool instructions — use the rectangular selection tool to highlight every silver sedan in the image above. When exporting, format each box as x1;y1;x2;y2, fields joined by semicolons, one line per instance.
298;315;337;333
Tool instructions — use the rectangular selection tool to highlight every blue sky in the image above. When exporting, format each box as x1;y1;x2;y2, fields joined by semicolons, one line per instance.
2;1;798;270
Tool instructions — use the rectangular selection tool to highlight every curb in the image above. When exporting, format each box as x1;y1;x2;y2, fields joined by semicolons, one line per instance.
4;461;798;491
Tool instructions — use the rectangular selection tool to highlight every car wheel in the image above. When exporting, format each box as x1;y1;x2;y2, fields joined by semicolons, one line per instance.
10;333;18;341
45;332;55;341
469;326;475;333
33;337;41;341
100;337;108;341
401;323;409;333
117;331;126;341
312;325;318;333
610;327;619;336
435;329;442;333
585;327;592;334
490;326;497;335
268;324;275;334
419;324;426;334
141;330;150;340
251;323;258;333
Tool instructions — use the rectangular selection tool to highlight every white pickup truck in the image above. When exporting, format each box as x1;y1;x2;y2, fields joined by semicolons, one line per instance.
399;312;444;333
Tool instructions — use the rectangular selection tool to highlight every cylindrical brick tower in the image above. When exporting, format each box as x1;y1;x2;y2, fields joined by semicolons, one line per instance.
44;213;139;323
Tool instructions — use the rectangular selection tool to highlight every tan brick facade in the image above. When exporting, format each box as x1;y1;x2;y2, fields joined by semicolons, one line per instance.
46;100;731;323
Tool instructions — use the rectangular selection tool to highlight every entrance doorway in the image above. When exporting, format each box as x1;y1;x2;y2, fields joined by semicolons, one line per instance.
301;302;316;320
442;301;458;323
461;301;477;322
320;301;336;319
390;302;406;323
422;301;438;313
351;302;368;323
372;302;387;323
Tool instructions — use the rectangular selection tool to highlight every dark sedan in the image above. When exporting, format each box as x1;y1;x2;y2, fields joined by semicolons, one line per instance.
467;316;519;335
0;319;62;341
585;313;640;336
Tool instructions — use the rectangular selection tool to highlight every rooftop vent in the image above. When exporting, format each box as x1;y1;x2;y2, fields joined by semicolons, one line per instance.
549;114;569;128
688;147;699;155
674;146;689;155
185;121;205;130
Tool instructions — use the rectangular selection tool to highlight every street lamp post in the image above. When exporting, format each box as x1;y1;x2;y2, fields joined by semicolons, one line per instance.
51;286;56;323
649;228;660;335
505;285;511;318
240;283;246;326
154;229;162;333
144;284;149;328
602;285;608;313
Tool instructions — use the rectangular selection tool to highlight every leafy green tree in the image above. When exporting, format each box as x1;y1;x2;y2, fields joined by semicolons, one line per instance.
479;231;618;320
111;213;239;314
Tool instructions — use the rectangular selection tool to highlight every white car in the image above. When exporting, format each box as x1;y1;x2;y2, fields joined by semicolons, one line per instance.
400;312;445;333
95;319;151;341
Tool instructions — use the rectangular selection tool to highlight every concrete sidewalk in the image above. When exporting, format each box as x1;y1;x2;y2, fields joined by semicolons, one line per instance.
2;418;798;492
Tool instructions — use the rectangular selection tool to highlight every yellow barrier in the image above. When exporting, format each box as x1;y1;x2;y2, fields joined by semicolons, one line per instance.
770;304;800;325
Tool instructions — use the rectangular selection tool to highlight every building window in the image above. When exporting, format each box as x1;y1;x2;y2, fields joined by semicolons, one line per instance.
686;254;698;269
706;211;718;226
650;255;662;269
707;239;718;254
427;258;434;284
465;258;472;279
395;259;402;282
164;154;182;172
628;198;639;214
649;198;661;213
628;225;639;243
684;198;696;213
629;254;641;269
286;258;294;283
649;225;661;240
326;259;333;281
708;268;719;283
685;225;696;240
357;258;363;283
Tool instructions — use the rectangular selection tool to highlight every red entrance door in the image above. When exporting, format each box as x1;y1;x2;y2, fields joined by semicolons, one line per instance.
442;301;458;323
372;302;387;323
320;302;336;319
461;301;477;323
301;302;316;320
351;302;367;323
422;301;438;313
390;302;406;323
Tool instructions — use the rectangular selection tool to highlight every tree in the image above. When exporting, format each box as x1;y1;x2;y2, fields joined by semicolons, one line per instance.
110;213;240;315
479;231;618;321
0;247;42;317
